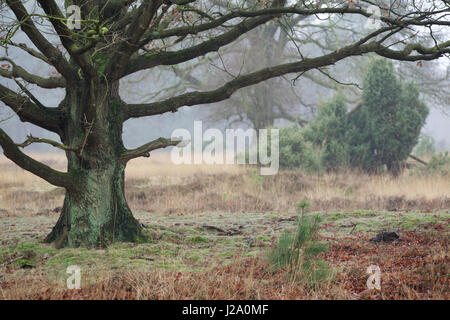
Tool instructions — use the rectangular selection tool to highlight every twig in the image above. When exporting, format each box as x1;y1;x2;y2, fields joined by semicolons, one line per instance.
409;154;428;166
202;225;227;233
16;135;78;152
0;255;25;268
202;225;242;236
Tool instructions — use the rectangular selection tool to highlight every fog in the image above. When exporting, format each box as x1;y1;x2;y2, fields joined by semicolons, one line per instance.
1;0;449;154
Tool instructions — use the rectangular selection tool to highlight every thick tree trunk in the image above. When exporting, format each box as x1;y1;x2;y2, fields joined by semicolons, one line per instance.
45;161;145;248
43;81;146;248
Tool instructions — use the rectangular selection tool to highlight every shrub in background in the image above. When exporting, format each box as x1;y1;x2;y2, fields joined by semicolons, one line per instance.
277;126;324;173
347;58;429;176
303;93;350;171
255;59;428;176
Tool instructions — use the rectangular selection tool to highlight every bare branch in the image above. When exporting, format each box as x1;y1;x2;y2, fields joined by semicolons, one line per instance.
122;0;287;78
0;84;61;133
5;0;75;79
122;2;449;77
16;135;78;152
121;137;182;162
0;57;66;88
2;40;50;64
0;128;73;189
124;35;449;120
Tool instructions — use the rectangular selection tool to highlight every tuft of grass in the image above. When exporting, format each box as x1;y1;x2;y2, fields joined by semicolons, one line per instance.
186;236;209;244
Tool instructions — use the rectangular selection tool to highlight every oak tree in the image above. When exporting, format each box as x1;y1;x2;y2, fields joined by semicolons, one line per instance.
0;0;449;247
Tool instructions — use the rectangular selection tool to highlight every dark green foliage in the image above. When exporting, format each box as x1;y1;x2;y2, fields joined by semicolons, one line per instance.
346;103;377;172
303;93;349;171
277;126;323;172
269;201;329;285
277;58;429;175
347;58;429;175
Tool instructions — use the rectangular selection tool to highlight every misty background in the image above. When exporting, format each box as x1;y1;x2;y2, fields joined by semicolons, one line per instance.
1;1;449;154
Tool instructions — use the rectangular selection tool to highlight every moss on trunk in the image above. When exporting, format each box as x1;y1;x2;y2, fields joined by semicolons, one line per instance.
45;162;145;248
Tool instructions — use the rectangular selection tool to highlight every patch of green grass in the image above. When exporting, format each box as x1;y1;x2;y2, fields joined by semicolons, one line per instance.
329;212;344;220
186;236;209;244
187;255;201;261
15;258;33;266
161;249;177;256
156;260;185;270
315;210;449;239
352;210;378;217
15;242;38;251
218;251;235;258
401;221;417;230
246;250;259;257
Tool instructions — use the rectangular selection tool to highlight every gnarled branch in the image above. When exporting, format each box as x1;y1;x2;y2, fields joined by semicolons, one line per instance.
108;0;164;79
0;57;66;88
16;135;78;153
36;0;94;78
0;84;61;133
0;128;73;189
123;40;379;119
121;137;181;162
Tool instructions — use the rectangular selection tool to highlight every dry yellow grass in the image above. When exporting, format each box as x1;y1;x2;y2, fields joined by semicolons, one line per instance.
0;152;449;214
301;170;449;200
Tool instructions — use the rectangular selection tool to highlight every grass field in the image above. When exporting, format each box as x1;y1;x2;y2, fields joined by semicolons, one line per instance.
0;153;448;299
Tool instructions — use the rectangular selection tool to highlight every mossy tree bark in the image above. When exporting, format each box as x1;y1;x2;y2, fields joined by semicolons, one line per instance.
43;81;147;248
45;162;143;248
